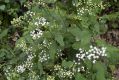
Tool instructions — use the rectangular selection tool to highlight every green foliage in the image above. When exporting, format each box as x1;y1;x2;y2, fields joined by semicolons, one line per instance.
75;73;86;80
0;0;119;80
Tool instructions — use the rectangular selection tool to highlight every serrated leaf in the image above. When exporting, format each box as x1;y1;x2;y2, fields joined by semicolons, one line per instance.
0;29;8;39
62;60;74;68
94;22;100;34
75;73;87;80
72;41;80;50
84;59;92;70
38;62;43;75
55;33;64;46
102;12;119;20
80;30;91;48
20;0;26;5
68;26;81;41
49;42;57;60
0;49;6;57
93;62;106;80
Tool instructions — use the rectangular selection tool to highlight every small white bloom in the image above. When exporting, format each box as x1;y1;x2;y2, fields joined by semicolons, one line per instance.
75;45;107;64
30;28;43;40
92;60;96;64
34;17;49;26
16;65;26;73
76;54;80;58
77;68;81;72
90;45;93;48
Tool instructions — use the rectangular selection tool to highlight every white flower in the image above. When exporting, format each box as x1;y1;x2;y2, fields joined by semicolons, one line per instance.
26;11;35;16
27;54;34;61
56;68;74;78
77;68;81;72
30;28;43;40
76;54;80;58
16;65;26;73
39;50;50;63
34;17;49;26
81;66;85;71
75;45;107;64
92;60;96;64
90;45;93;48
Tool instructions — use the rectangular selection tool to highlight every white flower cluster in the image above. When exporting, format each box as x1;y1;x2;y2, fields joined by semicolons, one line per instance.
25;54;34;69
16;40;33;54
11;16;23;27
75;66;85;72
56;49;63;57
16;65;26;73
28;71;40;80
47;76;55;80
15;40;35;73
26;11;35;17
24;1;33;9
24;11;35;22
42;39;52;49
34;17;49;26
25;47;34;54
24;0;46;8
75;0;104;16
54;65;74;79
11;11;35;27
30;28;43;40
72;65;85;73
4;66;18;80
16;54;35;73
16;40;27;51
77;7;93;15
39;50;50;63
54;65;61;71
75;45;107;64
38;0;45;6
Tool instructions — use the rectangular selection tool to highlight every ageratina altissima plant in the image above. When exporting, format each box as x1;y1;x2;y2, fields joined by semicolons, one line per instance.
4;0;119;80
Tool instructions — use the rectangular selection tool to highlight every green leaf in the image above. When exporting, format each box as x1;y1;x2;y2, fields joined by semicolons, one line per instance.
44;31;52;38
94;22;100;34
0;5;5;10
93;62;106;80
68;26;81;41
69;26;91;49
102;12;119;20
55;33;64;47
38;62;43;75
0;49;6;57
72;41;81;50
20;0;26;5
109;65;115;73
62;60;74;68
0;29;8;39
5;0;9;3
75;73;87;80
49;42;57;60
81;17;90;28
80;30;91;48
84;59;92;70
96;39;119;64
